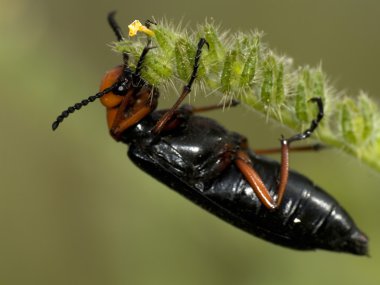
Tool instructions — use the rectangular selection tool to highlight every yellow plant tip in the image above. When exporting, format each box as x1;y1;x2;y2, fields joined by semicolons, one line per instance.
128;20;155;37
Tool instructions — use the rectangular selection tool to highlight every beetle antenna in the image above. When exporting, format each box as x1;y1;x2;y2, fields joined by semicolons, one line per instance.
51;83;117;131
108;11;124;41
108;11;130;67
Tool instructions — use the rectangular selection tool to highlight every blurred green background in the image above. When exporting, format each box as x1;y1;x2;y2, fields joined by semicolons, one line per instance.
1;0;380;284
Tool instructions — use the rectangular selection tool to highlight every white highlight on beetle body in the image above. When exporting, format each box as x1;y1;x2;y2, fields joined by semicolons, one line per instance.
293;218;301;223
176;145;200;153
244;187;256;199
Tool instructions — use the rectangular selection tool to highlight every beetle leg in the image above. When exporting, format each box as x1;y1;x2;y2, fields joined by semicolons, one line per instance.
152;38;209;135
255;143;325;154
148;105;194;133
109;89;157;140
191;99;240;113
256;97;324;154
235;150;281;210
236;98;324;210
152;99;239;133
286;97;324;144
271;97;323;204
134;45;156;79
134;19;157;79
111;105;152;140
159;99;239;114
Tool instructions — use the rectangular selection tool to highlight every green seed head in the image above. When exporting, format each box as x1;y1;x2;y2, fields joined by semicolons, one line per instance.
113;19;380;172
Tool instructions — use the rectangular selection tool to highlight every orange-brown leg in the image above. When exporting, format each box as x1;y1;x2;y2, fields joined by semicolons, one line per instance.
111;106;152;137
153;101;240;133
236;97;324;210
191;100;239;113
255;143;324;155
157;100;240;119
109;90;155;140
235;143;289;210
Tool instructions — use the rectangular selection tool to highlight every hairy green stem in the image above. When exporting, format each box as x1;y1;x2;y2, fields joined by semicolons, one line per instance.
114;20;380;172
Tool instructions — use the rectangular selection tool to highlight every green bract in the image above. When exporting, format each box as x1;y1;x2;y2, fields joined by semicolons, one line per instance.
113;20;380;172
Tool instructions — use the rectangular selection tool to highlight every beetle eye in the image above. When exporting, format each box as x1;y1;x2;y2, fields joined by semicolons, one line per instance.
114;81;128;95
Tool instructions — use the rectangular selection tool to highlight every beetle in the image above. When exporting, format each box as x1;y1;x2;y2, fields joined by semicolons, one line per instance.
52;12;368;255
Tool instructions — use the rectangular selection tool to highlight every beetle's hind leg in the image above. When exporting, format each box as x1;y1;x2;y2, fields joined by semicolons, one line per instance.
255;143;325;155
235;150;280;210
285;97;324;144
236;97;324;210
255;98;324;155
190;99;240;113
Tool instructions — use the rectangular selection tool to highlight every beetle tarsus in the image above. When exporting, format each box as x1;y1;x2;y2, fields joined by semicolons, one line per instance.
285;97;324;145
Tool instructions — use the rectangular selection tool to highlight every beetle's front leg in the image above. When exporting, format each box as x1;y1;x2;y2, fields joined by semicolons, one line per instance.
152;38;209;135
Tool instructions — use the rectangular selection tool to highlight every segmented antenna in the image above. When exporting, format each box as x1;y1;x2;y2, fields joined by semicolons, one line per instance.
51;84;117;131
108;11;130;66
52;12;130;131
108;11;124;41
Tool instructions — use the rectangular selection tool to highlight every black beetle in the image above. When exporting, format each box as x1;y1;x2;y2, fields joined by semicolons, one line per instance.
52;12;368;255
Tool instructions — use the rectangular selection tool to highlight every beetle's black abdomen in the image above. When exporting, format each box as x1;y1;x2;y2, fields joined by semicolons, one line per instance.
126;112;368;255
205;154;368;254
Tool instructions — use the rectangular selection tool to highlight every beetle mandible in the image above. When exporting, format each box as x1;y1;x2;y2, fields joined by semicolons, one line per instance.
52;12;368;255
